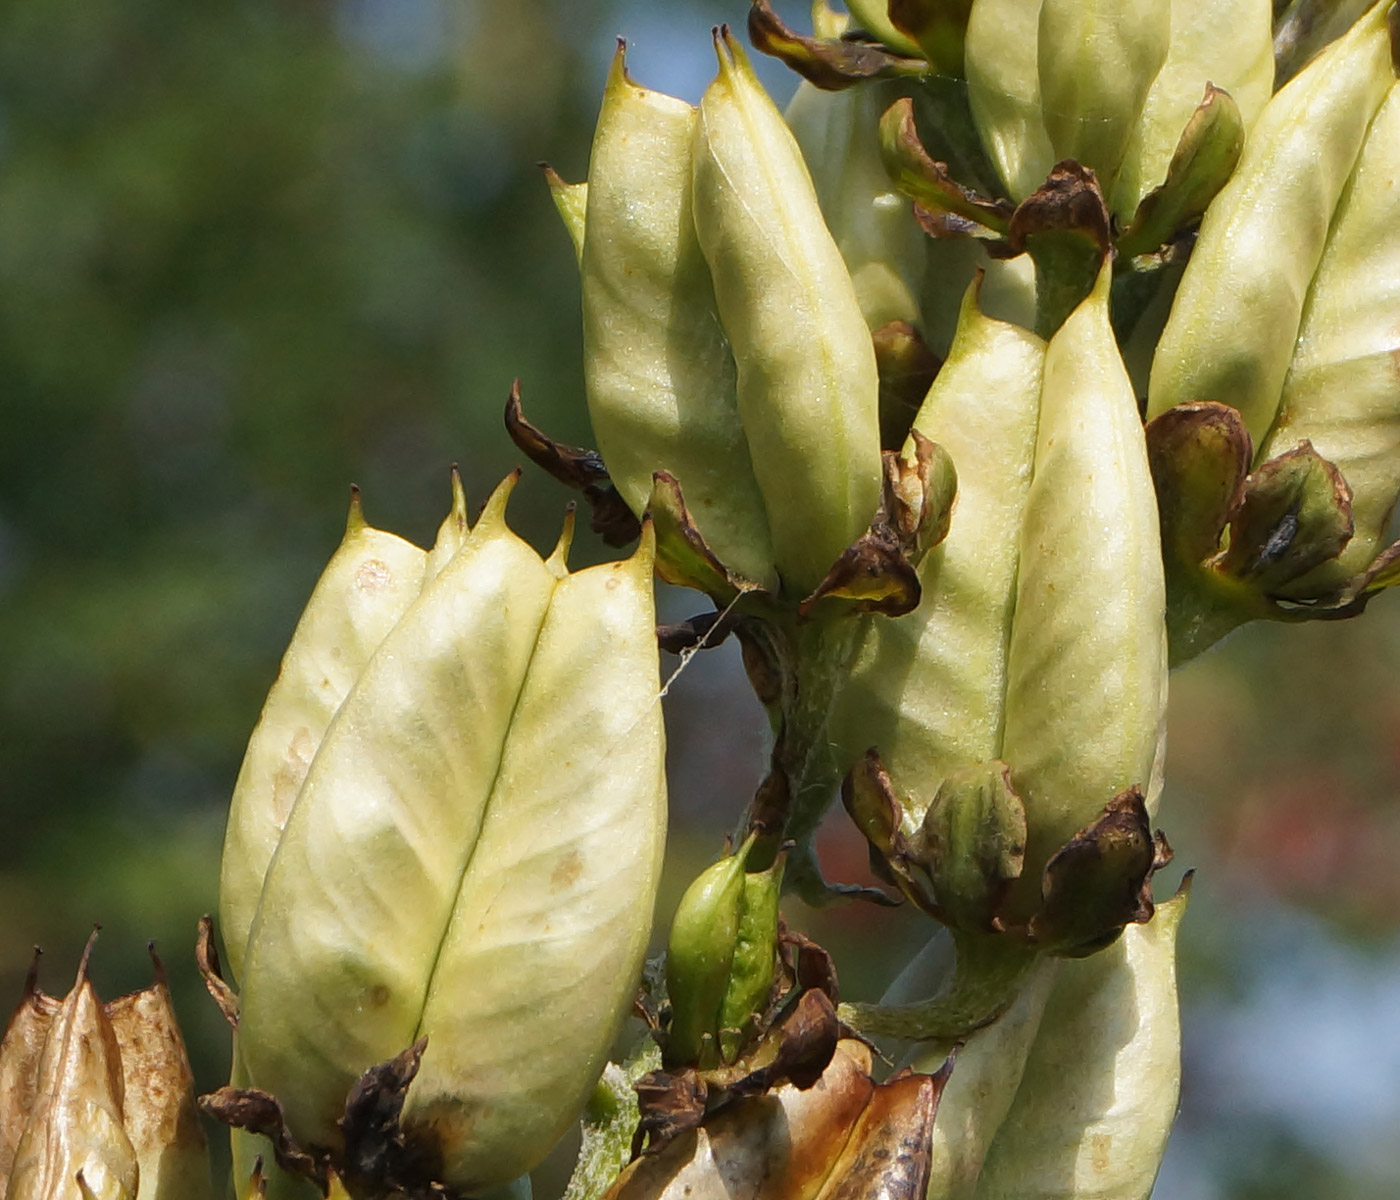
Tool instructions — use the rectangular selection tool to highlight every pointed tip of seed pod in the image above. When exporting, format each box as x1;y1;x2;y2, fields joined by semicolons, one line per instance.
145;941;169;988
607;36;629;87
22;945;42;996
480;467;523;534
634;513;657;574
345;485;367;535
548;504;577;576
713;23;749;75
75;925;101;987
448;464;469;530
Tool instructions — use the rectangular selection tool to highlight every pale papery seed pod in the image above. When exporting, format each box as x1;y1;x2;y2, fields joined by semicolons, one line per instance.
693;28;883;598
103;954;212;1200
1036;0;1171;196
1000;258;1167;919
6;947;138;1200
581;45;776;589
0;960;61;1196
218;490;427;984
971;883;1189;1200
1110;0;1275;220
1146;0;1397;446
1261;81;1400;596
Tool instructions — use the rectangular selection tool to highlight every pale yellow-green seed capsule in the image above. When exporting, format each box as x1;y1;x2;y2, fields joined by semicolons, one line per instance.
1262;82;1400;597
833;277;1045;820
785;79;927;334
972;884;1188;1200
1001;260;1167;916
237;475;557;1153
1147;0;1396;446
582;47;775;588
400;529;665;1191
219;492;426;984
965;0;1054;202
1111;0;1274;220
1036;0;1171;196
237;477;665;1193
693;29;883;598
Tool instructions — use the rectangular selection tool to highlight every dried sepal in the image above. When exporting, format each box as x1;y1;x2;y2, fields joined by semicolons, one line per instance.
646;473;764;604
1117;85;1246;259
1028;789;1174;956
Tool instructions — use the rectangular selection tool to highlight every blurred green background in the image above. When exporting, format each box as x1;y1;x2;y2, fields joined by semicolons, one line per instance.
4;1;1400;1196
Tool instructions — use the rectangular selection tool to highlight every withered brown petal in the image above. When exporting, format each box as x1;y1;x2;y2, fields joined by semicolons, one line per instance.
504;380;641;547
631;1071;708;1159
104;946;212;1200
1031;788;1171;956
747;0;928;90
194;917;238;1030
197;1089;325;1192
879;98;1012;235
873;321;942;453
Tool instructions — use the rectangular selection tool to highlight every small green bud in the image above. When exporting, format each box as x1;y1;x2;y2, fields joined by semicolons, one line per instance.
964;0;1054;202
663;842;749;1070
1001;259;1167;920
1147;0;1397;446
219;490;426;985
1036;0;1171;194
1261;81;1400;596
1111;0;1274;222
974;881;1190;1200
693;28;883;598
581;46;776;589
717;853;785;1063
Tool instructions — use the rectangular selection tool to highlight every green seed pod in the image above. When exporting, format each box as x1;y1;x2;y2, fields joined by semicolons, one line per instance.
832;278;1045;820
582;47;775;589
663;844;748;1070
219;493;427;985
1111;0;1274;220
972;883;1188;1200
965;0;1054;202
785;80;927;333
693;29;883;598
1001;260;1167;918
7;954;139;1200
236;477;667;1192
1260;82;1400;596
1035;0;1170;195
1146;0;1396;446
717;853;785;1063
